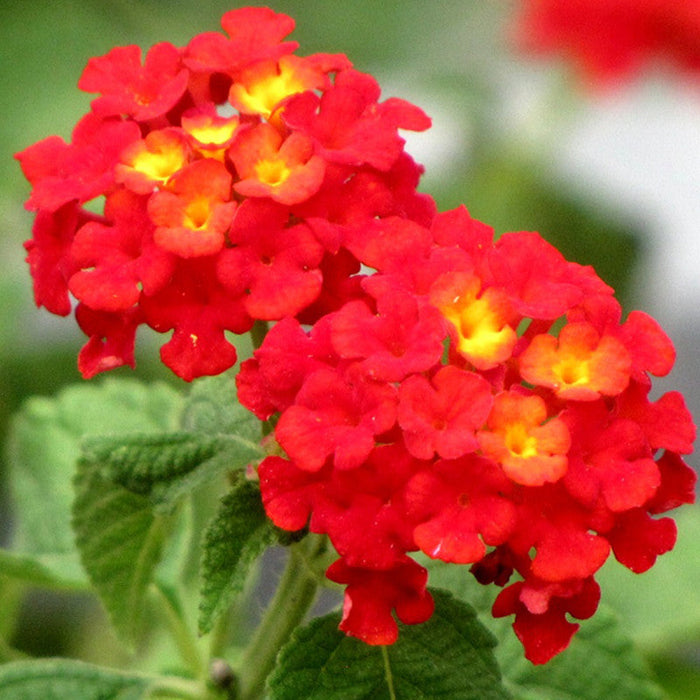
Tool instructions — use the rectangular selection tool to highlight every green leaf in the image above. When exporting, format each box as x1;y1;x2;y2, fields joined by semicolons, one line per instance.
0;550;78;590
0;658;151;700
180;373;260;440
498;607;663;700
3;379;182;587
81;431;263;513
72;459;175;648
198;480;275;634
425;559;663;700
268;588;510;700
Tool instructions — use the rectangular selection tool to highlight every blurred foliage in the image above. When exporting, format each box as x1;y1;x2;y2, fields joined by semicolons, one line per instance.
1;1;696;697
457;150;641;304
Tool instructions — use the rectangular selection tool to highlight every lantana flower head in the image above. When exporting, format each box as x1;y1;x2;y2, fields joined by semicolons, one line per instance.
17;5;696;668
240;205;696;663
17;6;432;381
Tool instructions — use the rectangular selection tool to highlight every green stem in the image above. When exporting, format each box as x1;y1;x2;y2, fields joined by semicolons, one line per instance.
152;584;204;680
208;603;233;661
238;535;326;700
148;675;209;699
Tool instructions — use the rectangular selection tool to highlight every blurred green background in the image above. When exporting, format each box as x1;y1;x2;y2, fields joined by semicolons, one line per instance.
1;1;698;697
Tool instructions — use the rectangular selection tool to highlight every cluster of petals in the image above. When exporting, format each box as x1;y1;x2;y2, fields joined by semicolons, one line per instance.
17;6;696;665
16;7;433;380
239;205;696;662
510;0;700;87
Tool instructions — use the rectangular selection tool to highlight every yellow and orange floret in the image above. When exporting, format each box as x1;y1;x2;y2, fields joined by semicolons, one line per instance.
430;271;518;370
478;391;571;487
519;321;632;400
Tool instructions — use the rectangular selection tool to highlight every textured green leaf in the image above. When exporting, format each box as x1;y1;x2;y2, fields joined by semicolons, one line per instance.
81;431;262;512
0;658;151;700
72;459;174;648
425;560;663;700
3;379;182;587
198;480;275;634
268;588;510;700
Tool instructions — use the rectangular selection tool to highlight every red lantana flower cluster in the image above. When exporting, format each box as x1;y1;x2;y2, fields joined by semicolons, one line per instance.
239;205;696;662
16;6;432;380
17;7;696;666
511;0;700;86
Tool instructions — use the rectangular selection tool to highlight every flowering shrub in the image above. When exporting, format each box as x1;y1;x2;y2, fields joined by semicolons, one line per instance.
511;0;700;86
8;5;697;699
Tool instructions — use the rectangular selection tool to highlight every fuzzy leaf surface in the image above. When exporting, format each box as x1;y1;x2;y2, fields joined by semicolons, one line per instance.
268;588;510;699
198;480;275;634
80;431;263;513
3;379;182;587
426;559;663;700
72;459;174;648
0;658;151;700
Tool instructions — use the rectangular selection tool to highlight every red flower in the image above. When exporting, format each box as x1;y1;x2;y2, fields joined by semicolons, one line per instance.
282;69;431;172
68;189;175;312
406;456;517;564
183;7;298;75
217;199;325;320
519;321;632;400
115;128;191;194
24;203;91;315
488;231;611;320
606;508;677;573
16;114;140;212
330;290;446;382
18;8;433;380
431;272;518;371
228;53;351;120
257;455;321;532
236;315;337;420
140;258;251;381
148;159;236;258
511;0;700;87
229;124;326;205
274;366;397;471
78;42;189;121
326;557;434;645
562;402;661;512
241;205;694;660
493;577;600;664
398;366;493;460
75;304;141;378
